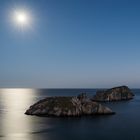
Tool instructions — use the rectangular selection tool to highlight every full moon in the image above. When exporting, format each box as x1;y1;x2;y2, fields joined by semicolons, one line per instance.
11;9;32;30
15;12;28;24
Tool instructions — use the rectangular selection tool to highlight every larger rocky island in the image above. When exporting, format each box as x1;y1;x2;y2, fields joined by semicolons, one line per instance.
25;94;115;117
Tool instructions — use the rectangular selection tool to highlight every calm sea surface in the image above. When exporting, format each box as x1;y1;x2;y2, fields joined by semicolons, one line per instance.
0;88;140;140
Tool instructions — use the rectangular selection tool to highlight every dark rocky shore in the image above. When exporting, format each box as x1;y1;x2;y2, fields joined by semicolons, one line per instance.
25;94;115;117
92;86;134;102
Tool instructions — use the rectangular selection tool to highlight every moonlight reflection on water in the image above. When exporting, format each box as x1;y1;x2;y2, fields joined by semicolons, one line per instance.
0;89;36;140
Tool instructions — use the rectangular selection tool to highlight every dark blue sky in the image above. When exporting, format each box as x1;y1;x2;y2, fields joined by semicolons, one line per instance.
0;0;140;88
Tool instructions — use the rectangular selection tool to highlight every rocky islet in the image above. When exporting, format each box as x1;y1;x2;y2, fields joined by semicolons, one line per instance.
92;86;134;102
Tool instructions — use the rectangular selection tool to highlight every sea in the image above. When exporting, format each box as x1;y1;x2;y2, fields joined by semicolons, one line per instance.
0;88;140;140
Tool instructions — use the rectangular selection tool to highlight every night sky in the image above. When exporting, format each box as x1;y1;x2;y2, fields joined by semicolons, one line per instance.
0;0;140;88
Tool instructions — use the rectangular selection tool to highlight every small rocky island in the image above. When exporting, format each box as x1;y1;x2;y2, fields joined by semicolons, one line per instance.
25;94;115;117
92;86;134;102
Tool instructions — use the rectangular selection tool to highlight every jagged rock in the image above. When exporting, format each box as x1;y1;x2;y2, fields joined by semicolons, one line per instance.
92;86;134;102
25;94;115;117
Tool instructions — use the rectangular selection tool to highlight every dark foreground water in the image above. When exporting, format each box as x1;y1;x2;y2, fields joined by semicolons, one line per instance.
0;88;140;140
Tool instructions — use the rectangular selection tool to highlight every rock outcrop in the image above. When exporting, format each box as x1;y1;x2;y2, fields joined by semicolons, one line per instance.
25;93;115;117
92;86;134;102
